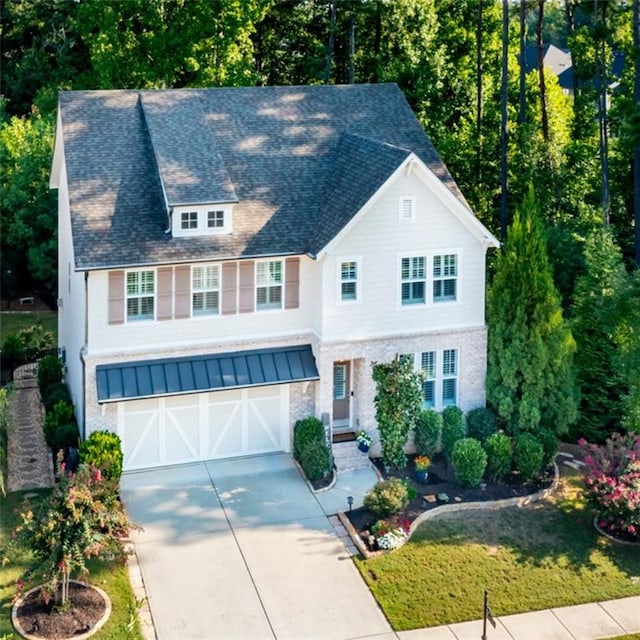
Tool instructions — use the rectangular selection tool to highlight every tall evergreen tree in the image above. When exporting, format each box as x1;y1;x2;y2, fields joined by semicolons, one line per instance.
571;228;629;442
487;186;578;436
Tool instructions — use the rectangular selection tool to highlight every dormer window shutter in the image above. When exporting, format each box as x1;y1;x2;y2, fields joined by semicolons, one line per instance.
108;270;125;325
285;257;300;309
157;267;173;321
174;265;191;319
239;261;255;313
221;262;238;315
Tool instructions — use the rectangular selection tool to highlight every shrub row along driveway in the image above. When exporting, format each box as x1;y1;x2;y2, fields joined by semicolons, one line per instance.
120;453;393;640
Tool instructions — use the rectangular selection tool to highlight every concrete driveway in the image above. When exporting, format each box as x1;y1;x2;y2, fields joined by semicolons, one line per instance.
120;453;394;640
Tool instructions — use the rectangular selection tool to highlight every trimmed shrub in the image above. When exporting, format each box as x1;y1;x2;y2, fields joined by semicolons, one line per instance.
43;400;76;449
484;432;513;481
364;478;410;518
414;409;442;457
55;422;79;449
513;433;544;482
442;405;465;462
42;381;71;411
451;438;487;487
466;407;497;442
37;355;63;398
293;417;325;462
79;430;124;482
537;429;559;468
299;440;331;483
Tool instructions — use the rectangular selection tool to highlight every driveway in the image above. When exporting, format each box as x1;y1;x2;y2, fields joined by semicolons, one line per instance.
120;453;394;640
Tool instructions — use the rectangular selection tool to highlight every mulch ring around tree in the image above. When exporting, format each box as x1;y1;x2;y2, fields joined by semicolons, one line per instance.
13;581;110;640
346;453;555;550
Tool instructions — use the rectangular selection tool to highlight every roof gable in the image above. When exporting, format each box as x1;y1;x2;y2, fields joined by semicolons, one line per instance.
57;84;472;270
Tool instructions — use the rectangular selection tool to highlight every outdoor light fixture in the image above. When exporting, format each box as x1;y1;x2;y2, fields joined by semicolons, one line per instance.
347;496;353;512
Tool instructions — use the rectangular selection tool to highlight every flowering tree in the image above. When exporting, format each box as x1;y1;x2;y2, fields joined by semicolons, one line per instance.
580;432;640;540
4;463;131;606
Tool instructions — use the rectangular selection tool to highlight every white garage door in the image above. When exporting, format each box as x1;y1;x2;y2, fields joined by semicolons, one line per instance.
117;385;290;470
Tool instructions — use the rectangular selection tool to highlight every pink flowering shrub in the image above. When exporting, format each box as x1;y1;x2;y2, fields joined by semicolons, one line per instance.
579;432;640;539
2;459;131;606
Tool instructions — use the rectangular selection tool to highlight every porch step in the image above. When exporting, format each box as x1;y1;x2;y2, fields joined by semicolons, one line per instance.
332;441;372;472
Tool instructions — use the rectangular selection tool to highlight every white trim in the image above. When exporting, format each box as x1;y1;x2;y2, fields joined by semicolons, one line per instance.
336;256;362;305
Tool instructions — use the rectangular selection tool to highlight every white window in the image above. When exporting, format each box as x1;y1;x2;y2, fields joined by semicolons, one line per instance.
442;348;458;406
192;265;220;316
181;211;198;230
207;210;225;229
399;196;415;222
256;260;283;310
401;256;426;305
126;270;155;321
340;260;358;301
433;254;457;302
421;351;436;408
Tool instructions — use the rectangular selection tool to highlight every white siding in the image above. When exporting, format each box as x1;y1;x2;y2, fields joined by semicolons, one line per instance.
86;256;317;356
57;156;87;432
319;170;489;341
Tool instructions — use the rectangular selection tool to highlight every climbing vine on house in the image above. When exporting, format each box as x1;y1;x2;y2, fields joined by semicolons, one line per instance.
372;356;424;470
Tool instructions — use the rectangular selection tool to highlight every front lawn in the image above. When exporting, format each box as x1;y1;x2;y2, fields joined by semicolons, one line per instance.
0;310;57;344
355;477;640;630
0;489;143;640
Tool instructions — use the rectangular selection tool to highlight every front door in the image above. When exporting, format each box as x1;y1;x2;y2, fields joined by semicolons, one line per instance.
333;361;350;430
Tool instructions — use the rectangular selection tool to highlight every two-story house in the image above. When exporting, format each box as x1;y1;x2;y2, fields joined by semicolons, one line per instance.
51;84;499;471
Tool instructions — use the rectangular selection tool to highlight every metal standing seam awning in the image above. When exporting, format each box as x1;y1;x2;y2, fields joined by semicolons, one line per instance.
96;344;319;403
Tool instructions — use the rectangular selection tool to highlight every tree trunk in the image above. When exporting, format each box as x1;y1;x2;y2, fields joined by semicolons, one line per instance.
476;0;484;185
536;0;550;143
348;12;355;84
564;0;579;97
500;0;509;241
324;0;338;84
634;0;640;265
519;0;527;124
595;0;611;224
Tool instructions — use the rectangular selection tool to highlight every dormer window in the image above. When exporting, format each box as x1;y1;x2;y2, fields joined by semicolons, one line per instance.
207;210;225;229
172;205;232;237
181;211;198;230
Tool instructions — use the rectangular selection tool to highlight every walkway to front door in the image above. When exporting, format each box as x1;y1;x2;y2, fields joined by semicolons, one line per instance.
120;453;392;640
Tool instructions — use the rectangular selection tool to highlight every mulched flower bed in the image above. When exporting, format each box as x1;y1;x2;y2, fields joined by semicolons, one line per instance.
346;453;555;550
14;582;107;640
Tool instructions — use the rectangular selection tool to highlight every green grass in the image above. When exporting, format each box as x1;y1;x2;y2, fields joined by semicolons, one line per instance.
355;478;640;631
0;489;143;640
0;311;57;344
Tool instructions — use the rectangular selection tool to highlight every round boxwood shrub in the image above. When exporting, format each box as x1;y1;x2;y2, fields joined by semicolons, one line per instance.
514;433;545;482
79;430;124;482
363;478;409;518
483;432;513;482
42;381;72;411
414;409;442;457
536;429;559;468
299;440;331;483
442;405;466;463
466;407;497;442
293;417;325;462
37;354;63;398
44;400;76;449
451;437;487;487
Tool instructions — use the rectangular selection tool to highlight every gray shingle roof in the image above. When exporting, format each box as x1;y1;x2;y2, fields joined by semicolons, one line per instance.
57;84;468;270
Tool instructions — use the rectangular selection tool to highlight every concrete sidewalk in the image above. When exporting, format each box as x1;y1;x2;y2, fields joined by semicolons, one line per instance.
396;596;640;640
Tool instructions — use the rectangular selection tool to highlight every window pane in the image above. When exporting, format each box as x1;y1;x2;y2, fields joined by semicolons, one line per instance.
268;286;282;305
127;272;138;295
413;257;425;278
423;380;435;407
443;349;457;375
421;351;435;378
401;258;410;279
139;297;154;318
443;279;456;298
334;366;346;400
256;287;267;306
341;262;357;280
270;261;282;284
442;379;456;405
342;282;356;300
411;282;425;302
127;298;139;317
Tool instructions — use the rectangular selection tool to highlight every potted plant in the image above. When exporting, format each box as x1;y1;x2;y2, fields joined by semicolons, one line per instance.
414;455;431;484
356;430;372;453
